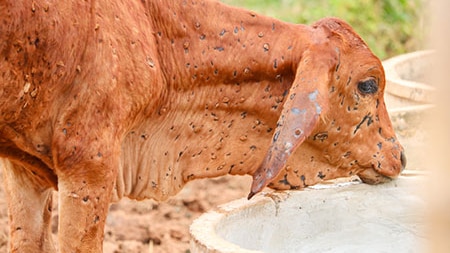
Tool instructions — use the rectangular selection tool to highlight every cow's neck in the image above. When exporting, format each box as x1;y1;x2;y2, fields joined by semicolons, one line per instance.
115;1;319;201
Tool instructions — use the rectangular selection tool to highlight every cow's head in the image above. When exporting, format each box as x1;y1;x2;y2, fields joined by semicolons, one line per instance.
249;18;406;198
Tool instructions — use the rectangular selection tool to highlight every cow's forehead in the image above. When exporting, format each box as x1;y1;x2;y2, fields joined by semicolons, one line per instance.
313;18;368;48
313;19;384;78
336;53;385;84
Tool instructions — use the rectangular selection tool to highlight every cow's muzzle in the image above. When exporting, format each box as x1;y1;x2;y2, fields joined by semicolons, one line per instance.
358;150;406;184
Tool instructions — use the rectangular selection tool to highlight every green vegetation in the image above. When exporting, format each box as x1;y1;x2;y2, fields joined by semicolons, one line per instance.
221;0;427;59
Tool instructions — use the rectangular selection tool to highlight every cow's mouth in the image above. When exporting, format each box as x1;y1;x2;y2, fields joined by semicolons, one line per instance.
357;150;406;184
357;167;394;185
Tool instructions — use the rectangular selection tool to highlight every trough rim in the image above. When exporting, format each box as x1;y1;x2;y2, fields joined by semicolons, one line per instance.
383;50;435;103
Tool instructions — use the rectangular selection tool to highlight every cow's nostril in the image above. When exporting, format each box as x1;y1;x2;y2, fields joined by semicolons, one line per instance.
400;151;407;171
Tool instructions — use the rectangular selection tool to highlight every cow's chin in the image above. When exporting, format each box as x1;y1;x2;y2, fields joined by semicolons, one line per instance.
357;168;393;185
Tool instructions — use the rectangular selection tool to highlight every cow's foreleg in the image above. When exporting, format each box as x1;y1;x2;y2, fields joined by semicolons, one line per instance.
57;157;117;253
1;159;56;253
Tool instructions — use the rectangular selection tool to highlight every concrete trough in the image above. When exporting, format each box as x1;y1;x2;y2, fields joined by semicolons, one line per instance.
190;173;427;253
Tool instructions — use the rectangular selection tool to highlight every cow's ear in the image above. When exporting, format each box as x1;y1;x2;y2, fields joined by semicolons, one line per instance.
248;48;336;199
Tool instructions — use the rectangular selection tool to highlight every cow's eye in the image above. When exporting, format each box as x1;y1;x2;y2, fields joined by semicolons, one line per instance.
357;79;378;94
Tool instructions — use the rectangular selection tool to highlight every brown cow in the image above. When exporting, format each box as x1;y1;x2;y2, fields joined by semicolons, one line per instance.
0;0;405;252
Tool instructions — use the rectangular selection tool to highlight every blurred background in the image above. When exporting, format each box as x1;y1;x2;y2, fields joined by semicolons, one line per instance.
222;0;428;60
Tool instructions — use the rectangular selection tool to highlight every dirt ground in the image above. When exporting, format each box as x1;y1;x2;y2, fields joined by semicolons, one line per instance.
0;174;252;253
